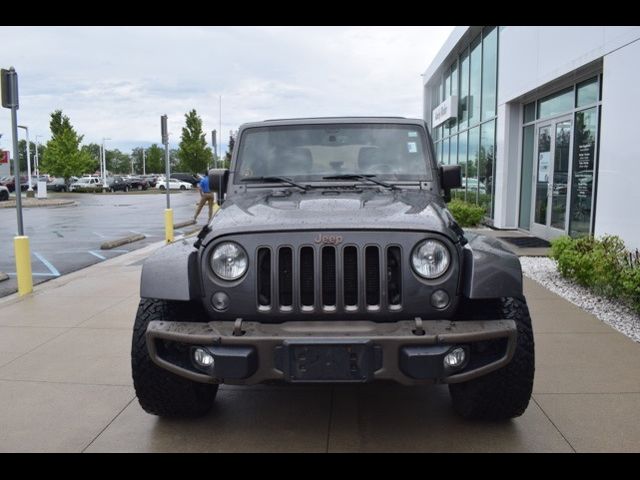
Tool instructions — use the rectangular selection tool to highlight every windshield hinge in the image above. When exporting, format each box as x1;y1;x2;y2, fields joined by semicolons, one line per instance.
419;181;429;190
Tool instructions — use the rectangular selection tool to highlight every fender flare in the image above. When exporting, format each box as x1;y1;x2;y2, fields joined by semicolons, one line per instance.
140;239;201;301
461;232;523;299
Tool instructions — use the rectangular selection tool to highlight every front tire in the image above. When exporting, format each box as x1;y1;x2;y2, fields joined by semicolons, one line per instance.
180;185;186;190
131;298;218;417
449;297;535;420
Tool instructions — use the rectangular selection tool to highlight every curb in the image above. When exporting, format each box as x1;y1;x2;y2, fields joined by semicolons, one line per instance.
100;233;146;250
0;199;77;209
174;219;196;229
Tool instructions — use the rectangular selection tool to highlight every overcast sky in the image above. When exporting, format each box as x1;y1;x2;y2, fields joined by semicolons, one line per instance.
1;26;453;155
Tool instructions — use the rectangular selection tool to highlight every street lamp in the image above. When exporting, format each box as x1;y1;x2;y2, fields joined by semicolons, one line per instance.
35;134;43;177
101;137;111;190
17;125;32;193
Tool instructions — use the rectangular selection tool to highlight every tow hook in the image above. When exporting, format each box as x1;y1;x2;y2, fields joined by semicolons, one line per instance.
233;317;245;337
412;317;425;336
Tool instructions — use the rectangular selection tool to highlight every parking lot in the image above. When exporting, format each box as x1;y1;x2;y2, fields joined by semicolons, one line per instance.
0;191;207;297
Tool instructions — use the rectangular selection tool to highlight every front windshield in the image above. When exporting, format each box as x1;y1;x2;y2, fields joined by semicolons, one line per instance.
234;123;432;184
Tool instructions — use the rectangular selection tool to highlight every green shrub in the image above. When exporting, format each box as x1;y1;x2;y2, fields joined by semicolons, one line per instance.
446;199;486;227
550;235;640;313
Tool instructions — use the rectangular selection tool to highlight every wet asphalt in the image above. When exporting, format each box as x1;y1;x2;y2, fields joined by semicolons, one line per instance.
0;190;208;297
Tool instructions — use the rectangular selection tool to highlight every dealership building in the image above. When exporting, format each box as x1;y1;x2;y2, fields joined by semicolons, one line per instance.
423;26;640;249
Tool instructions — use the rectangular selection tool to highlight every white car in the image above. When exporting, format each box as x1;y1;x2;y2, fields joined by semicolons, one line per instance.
69;176;102;192
0;185;9;201
156;178;193;190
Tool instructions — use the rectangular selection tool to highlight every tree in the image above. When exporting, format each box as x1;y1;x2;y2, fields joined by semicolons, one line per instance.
145;144;164;174
81;143;101;174
40;111;93;180
177;109;212;174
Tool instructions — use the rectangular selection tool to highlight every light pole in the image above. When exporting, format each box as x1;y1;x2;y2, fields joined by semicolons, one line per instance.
17;125;33;194
101;137;110;190
35;134;42;177
142;147;146;176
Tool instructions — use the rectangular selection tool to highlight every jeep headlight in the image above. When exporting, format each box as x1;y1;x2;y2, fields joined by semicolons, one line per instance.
411;239;450;279
211;242;248;280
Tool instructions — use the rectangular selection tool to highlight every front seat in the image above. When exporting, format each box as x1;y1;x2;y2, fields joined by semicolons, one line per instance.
276;147;313;176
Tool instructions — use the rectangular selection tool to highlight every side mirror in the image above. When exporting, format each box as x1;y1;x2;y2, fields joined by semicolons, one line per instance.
208;168;230;204
439;165;462;202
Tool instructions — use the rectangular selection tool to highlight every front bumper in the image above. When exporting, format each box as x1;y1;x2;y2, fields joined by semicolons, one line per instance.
146;319;517;386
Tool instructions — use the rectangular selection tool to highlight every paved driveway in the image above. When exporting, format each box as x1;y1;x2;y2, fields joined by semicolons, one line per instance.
0;243;639;452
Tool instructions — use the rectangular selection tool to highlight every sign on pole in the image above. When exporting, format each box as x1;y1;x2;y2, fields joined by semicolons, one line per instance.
1;68;19;109
0;150;9;164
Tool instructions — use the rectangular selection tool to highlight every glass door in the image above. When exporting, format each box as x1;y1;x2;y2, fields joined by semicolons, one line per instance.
530;117;573;239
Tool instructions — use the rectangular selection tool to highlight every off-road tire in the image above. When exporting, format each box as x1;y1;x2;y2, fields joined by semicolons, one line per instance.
132;298;218;417
0;190;8;201
449;297;535;420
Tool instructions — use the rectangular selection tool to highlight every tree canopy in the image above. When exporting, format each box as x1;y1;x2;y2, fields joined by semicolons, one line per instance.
40;111;93;180
177;109;212;174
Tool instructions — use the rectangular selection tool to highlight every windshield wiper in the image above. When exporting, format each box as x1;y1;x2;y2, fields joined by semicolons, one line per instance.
241;176;309;191
322;174;398;190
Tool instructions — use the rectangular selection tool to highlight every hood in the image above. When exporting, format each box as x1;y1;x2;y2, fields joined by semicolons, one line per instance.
204;188;460;244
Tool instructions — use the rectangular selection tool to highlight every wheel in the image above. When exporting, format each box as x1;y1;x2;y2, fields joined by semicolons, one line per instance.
0;190;8;201
137;184;143;191
449;297;535;420
180;185;186;190
109;187;115;193
159;185;166;190
132;298;218;417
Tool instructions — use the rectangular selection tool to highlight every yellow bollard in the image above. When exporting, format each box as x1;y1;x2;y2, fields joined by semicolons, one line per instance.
14;236;33;296
164;208;174;243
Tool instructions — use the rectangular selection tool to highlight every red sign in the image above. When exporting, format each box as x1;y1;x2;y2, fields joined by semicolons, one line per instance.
0;150;9;164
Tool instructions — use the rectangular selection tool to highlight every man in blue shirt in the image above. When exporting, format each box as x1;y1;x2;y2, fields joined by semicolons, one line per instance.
194;173;215;222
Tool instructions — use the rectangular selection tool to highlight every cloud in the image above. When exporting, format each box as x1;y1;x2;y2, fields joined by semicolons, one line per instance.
0;26;453;156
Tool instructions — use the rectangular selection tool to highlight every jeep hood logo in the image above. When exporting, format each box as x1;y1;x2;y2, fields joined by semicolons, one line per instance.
314;233;343;245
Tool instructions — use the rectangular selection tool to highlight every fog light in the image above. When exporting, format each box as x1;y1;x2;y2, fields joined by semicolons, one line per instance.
193;347;214;367
431;289;450;309
444;347;466;368
211;292;230;311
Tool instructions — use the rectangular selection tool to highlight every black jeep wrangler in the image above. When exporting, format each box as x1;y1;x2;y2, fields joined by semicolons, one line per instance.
132;117;534;420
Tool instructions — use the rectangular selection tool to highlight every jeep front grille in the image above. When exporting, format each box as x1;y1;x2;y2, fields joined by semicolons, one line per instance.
256;244;402;314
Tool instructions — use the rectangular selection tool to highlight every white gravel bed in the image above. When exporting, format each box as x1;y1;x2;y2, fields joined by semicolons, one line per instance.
520;256;640;343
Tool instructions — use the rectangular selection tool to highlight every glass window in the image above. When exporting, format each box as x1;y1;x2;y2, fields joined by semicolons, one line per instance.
458;49;469;130
479;120;495;217
534;126;552;224
442;137;450;166
454;131;467;201
576;77;598;108
467;126;480;204
537;88;573;119
450;135;458;167
435;141;441;163
519;125;535;229
481;27;498;121
449;62;458;134
468;35;482;127
524;102;536;123
569;108;598;237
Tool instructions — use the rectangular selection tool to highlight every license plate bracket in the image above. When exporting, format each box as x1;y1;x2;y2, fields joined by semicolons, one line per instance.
276;340;378;383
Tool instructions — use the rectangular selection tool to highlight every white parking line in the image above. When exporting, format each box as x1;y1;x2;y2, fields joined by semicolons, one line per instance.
88;250;107;260
92;231;107;238
33;252;61;277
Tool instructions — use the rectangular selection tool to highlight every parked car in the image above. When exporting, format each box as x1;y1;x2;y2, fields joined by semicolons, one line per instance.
156;178;193;190
106;176;130;192
69;176;102;192
462;177;486;195
0;185;9;201
46;177;73;192
170;172;201;186
132;116;535;421
127;176;149;191
0;175;29;193
141;174;159;188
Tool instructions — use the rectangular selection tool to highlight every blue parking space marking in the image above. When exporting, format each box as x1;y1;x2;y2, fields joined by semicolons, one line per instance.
32;252;61;277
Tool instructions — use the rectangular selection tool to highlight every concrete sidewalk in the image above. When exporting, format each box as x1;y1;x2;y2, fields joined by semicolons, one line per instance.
1;242;639;452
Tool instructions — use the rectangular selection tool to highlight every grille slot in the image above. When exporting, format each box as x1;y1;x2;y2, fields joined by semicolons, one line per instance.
343;246;358;308
278;247;293;308
365;246;380;306
300;247;315;308
322;247;336;308
257;248;271;307
387;246;402;307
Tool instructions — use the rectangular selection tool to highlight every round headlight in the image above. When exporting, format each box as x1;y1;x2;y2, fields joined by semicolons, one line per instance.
210;242;248;280
411;239;450;279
